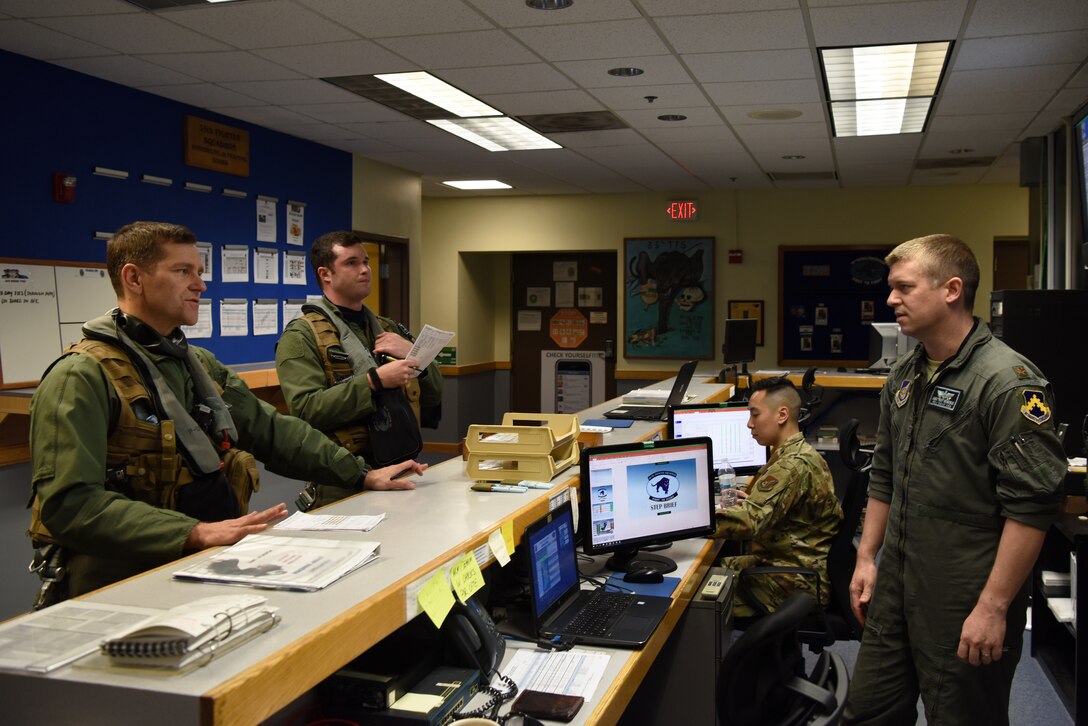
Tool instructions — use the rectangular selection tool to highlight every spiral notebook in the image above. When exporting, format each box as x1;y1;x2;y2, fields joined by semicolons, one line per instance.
99;594;279;669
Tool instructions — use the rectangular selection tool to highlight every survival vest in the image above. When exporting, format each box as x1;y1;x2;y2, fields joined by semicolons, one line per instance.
28;339;259;545
299;307;422;459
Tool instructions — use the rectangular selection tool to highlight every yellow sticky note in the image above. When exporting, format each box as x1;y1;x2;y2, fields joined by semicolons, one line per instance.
418;569;455;628
450;551;485;602
488;529;511;567
501;520;515;555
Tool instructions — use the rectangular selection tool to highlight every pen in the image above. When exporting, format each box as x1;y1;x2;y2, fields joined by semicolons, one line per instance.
409;365;423;372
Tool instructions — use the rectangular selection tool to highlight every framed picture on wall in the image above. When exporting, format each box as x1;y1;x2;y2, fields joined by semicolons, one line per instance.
727;299;764;346
623;237;714;360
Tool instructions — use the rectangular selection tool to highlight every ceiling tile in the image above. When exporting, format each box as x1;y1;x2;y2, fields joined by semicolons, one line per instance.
212;104;319;128
338;120;446;142
640;125;741;144
920;129;1018;156
219;79;361;105
640;0;797;14
837;163;913;187
834;135;922;164
589;83;709;110
810;0;968;47
481;89;603;116
548;128;645;148
943;64;1079;95
911;166;989;185
747;138;834;167
734;121;830;142
0;18;115;59
297;0;493;37
376;30;539;69
253;40;412;77
655;10;809;54
722;102;826;126
954;31;1088;70
35;13;230;54
165;0;357;50
927;112;1037;133
285;101;405;124
136;51;304;83
53;54;197;87
465;0;641;27
511;19;669;62
270;123;361;143
0;0;138;17
144;83;266;108
616;106;724;128
683;49;816;83
935;90;1056;115
555;55;694;87
440;63;574;95
704;79;822;106
964;0;1088;37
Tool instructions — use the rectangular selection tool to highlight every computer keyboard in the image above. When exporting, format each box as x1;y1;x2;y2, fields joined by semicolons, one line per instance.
564;591;634;636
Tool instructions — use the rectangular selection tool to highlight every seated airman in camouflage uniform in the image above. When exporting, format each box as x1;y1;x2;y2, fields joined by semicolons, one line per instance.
714;376;842;616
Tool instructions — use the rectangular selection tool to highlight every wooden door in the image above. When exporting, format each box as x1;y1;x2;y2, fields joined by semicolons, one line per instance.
510;252;617;413
993;237;1031;291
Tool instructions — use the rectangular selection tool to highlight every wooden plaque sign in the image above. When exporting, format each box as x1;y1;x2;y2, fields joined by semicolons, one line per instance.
184;115;250;177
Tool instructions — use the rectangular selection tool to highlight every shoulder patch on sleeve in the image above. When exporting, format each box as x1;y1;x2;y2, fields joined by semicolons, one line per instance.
1020;388;1052;424
757;476;778;492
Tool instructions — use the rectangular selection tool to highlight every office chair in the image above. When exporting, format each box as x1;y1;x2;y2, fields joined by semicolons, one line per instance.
796;368;824;432
736;418;869;649
717;592;849;726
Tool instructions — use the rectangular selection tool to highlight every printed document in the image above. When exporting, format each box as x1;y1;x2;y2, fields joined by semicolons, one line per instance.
274;511;386;532
502;647;610;701
406;325;455;377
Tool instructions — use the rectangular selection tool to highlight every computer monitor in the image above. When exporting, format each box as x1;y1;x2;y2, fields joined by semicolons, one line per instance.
580;436;716;575
667;403;768;475
868;322;919;370
722;318;758;367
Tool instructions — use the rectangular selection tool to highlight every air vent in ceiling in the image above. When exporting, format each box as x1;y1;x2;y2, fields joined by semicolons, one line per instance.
766;171;839;182
517;111;629;134
916;157;996;169
322;75;452;120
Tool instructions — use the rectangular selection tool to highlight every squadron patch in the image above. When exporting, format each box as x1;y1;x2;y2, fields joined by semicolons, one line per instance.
1012;365;1030;380
894;379;913;408
1020;389;1052;424
927;385;962;413
758;476;778;492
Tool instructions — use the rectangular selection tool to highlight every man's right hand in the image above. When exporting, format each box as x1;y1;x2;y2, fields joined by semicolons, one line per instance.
849;556;878;625
184;503;288;550
376;359;419;389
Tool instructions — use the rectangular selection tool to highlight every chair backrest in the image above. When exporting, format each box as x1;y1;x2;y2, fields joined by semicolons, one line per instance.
822;418;870;642
717;592;848;726
797;368;824;431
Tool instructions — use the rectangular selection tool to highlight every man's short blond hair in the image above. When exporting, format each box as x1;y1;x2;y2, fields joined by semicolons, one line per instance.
886;234;980;312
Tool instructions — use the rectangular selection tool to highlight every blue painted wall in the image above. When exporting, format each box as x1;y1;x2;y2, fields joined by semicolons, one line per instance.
1;49;350;365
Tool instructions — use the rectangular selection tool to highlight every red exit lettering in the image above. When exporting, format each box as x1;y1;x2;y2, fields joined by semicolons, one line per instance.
666;200;699;220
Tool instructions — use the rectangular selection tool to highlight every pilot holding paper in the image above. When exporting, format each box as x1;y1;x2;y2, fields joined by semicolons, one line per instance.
276;230;443;510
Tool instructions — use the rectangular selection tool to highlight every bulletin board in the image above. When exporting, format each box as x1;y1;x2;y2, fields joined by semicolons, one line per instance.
778;245;896;367
0;258;114;387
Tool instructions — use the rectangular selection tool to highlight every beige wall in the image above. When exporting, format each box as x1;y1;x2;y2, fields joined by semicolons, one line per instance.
351;157;424;330
421;185;1029;370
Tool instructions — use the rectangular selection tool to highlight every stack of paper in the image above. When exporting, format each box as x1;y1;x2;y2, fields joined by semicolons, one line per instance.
621;388;672;405
1041;570;1071;597
172;534;380;591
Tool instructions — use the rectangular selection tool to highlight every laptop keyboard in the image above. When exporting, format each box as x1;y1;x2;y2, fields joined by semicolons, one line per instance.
564;591;635;636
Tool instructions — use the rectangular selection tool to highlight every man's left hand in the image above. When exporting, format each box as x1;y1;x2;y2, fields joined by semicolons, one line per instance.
374;331;412;359
957;601;1007;666
364;460;428;490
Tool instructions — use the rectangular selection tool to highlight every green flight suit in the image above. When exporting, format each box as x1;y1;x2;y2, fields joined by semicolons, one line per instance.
276;298;443;507
715;432;842;616
30;338;368;597
843;320;1066;726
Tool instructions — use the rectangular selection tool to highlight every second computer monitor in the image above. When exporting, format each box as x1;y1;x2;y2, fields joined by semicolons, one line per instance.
668;403;768;474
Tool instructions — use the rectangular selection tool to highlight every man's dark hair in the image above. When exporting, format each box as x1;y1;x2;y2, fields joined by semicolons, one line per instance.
310;230;365;284
749;376;801;420
106;221;196;296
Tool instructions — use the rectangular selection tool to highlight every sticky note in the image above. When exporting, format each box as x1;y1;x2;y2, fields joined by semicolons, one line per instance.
489;529;511;567
392;693;443;713
418;569;455;628
450;551;485;602
501;520;515;555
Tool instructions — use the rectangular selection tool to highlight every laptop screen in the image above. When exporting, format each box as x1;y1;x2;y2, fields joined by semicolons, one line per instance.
581;437;715;557
525;503;580;625
668;403;768;474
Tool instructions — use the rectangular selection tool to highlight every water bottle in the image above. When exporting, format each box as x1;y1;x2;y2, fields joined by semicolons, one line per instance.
717;458;737;508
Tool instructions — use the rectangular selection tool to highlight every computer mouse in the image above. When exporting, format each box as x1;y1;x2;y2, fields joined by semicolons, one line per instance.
623;567;665;584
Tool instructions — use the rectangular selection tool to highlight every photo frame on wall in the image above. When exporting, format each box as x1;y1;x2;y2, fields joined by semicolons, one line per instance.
623;237;714;360
727;300;764;346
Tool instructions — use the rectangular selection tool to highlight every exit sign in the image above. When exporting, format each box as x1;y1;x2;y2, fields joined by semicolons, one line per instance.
666;200;699;220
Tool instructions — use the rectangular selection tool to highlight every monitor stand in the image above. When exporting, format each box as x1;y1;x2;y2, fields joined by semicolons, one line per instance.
605;546;678;575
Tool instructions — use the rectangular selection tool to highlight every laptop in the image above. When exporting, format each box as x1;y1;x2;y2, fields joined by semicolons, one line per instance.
602;360;698;421
524;502;672;649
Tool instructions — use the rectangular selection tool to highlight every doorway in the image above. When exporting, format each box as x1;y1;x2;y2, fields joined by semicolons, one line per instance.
510;252;617;413
992;237;1031;292
357;231;410;322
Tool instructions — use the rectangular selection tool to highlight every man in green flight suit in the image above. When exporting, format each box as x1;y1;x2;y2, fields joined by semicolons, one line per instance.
28;221;427;605
843;234;1066;725
715;376;843;616
276;230;443;510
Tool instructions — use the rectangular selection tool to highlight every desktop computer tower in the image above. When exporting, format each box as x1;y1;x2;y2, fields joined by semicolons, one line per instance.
990;289;1088;458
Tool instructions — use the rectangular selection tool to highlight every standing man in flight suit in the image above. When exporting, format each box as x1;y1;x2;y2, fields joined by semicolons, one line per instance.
276;231;442;510
844;234;1066;725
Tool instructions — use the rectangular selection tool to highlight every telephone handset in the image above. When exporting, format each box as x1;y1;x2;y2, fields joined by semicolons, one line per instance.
442;596;506;684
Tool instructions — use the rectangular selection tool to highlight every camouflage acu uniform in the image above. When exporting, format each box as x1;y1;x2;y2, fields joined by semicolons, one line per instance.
715;432;842;616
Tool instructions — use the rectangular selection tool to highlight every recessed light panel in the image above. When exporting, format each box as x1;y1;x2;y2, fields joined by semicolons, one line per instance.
375;72;500;119
442;180;513;190
429;118;561;151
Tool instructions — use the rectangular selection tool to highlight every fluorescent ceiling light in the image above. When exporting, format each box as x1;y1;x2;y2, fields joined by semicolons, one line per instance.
375;72;501;119
428;117;561;152
820;42;949;137
442;180;513;190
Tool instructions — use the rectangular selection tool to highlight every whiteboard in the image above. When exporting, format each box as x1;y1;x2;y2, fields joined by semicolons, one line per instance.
0;261;115;386
0;263;62;384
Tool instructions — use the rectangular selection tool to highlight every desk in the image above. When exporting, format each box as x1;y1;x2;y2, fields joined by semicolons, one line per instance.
0;377;731;725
